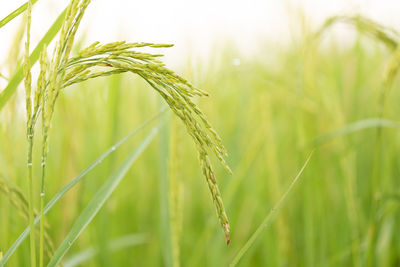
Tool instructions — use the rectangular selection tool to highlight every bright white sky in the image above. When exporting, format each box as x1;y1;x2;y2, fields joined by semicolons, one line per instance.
1;0;400;70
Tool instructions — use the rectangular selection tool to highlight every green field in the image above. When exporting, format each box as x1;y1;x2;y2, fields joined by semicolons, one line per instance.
1;2;400;266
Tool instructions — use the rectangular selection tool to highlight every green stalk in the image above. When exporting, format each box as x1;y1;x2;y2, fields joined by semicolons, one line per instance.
39;145;47;267
27;127;37;267
24;0;36;266
39;78;48;267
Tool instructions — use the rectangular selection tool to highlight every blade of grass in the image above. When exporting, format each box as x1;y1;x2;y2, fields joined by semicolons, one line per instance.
229;151;314;267
0;0;39;28
62;233;148;267
0;111;165;266
311;118;400;146
0;7;67;111
47;128;158;267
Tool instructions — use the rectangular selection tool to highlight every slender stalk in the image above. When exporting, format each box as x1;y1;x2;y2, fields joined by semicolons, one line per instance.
39;150;46;267
27;128;37;267
38;44;49;267
24;0;36;266
39;111;49;267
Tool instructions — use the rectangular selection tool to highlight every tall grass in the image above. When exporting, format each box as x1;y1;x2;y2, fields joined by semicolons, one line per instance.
2;0;231;266
1;2;400;267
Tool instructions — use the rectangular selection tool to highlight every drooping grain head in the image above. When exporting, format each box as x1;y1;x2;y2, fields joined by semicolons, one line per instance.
25;0;232;243
64;40;233;242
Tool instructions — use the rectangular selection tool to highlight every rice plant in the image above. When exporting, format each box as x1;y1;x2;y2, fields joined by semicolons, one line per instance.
1;1;400;267
1;0;231;266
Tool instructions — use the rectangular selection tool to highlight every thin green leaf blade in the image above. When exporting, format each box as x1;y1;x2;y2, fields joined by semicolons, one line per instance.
0;112;164;266
229;151;314;267
0;0;39;28
0;8;67;111
311;118;400;146
47;128;158;267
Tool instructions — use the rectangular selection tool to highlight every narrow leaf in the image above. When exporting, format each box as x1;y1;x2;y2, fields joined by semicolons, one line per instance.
229;151;314;267
312;118;400;146
0;7;67;110
0;111;164;266
47;128;158;267
0;0;39;28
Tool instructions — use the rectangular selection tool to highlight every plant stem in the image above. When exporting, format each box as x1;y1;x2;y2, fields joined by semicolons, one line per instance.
39;198;44;267
39;181;45;267
27;128;37;267
39;130;48;267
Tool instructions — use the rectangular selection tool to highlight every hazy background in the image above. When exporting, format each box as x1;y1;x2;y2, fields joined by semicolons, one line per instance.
1;0;400;66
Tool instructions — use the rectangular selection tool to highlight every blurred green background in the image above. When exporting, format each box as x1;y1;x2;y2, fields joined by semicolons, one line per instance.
1;18;400;267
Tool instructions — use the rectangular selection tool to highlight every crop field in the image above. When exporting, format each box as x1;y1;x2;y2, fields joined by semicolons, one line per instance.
0;1;399;266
